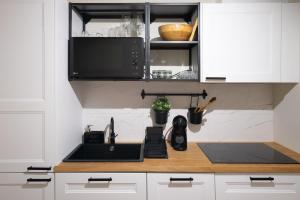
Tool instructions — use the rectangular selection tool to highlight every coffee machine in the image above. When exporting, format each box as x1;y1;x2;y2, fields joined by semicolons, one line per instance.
171;115;187;151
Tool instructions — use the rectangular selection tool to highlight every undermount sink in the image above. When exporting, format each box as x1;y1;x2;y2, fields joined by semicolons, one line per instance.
63;143;144;162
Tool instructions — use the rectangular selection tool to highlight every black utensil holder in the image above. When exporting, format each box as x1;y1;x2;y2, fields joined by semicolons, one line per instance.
188;96;203;124
188;107;203;124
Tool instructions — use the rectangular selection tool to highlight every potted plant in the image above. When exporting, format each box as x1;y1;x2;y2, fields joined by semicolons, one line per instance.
152;97;171;124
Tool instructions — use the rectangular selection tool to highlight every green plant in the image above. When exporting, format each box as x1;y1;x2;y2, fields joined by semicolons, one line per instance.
152;97;171;112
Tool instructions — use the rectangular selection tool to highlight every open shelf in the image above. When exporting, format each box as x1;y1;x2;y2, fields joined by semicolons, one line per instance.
71;3;145;23
146;3;200;81
68;3;201;82
147;78;199;82
150;4;198;23
69;3;146;37
150;41;198;49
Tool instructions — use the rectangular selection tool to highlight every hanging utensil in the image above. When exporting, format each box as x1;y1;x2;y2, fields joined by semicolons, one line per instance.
195;97;216;113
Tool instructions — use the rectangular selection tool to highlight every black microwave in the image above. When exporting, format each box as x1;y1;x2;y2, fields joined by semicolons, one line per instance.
69;37;144;80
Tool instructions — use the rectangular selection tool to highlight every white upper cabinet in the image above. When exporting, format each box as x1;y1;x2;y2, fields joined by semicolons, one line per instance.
0;0;55;172
201;3;281;83
147;173;215;200
201;3;300;83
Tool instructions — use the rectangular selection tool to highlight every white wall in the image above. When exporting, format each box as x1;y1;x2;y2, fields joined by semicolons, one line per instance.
273;84;300;153
273;2;300;153
73;82;274;142
55;0;83;162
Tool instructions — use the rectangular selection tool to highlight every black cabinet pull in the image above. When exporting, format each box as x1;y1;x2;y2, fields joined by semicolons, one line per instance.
88;178;112;182
170;177;194;182
27;178;51;183
27;166;51;171
250;177;274;182
206;77;226;80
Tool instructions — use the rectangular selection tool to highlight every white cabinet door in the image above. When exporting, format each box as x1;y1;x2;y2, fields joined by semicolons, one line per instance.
56;173;146;200
215;174;300;200
0;0;55;172
0;173;54;200
201;3;281;83
281;3;300;83
147;173;215;200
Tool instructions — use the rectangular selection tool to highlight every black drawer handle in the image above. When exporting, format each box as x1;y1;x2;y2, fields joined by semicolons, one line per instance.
206;77;226;80
88;178;112;182
27;178;51;183
250;177;274;182
170;177;194;182
27;166;51;171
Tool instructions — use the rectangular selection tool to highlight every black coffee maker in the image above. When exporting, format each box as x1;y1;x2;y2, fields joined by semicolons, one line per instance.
171;115;187;151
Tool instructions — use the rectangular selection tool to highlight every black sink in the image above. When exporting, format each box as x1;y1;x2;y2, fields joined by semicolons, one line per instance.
63;143;144;162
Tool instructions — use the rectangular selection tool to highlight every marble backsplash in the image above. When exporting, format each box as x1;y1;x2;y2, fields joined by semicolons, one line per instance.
72;81;274;142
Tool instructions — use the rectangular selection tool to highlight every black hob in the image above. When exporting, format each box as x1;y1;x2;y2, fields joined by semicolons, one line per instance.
198;143;299;164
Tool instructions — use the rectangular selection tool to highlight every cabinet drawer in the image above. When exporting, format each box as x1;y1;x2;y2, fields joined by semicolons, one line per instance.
215;174;300;200
147;173;215;200
56;173;146;200
0;173;54;200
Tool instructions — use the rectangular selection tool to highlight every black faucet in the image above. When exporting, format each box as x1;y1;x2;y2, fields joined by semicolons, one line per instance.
109;117;117;144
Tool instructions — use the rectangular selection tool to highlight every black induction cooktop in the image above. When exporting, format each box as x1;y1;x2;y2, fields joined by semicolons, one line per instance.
198;143;299;164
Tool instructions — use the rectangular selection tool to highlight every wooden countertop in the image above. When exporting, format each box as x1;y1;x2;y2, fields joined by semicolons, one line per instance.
54;142;300;173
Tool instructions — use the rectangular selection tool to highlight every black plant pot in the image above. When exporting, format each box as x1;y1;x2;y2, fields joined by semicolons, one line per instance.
154;110;169;124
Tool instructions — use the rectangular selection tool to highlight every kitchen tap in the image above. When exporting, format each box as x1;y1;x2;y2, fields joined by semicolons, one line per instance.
109;117;118;144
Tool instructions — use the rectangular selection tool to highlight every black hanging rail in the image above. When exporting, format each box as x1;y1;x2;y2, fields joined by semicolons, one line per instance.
141;89;208;99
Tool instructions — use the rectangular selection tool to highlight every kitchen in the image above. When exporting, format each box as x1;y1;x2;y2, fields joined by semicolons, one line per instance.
0;0;300;200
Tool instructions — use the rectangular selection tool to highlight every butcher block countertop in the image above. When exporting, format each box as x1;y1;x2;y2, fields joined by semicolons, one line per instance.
55;142;300;173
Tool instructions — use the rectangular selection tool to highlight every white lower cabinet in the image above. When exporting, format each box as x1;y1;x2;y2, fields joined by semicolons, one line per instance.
147;173;215;200
215;174;300;200
0;173;54;200
55;173;146;200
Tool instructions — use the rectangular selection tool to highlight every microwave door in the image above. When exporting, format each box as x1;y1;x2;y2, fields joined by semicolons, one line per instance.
71;37;144;79
85;43;126;78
